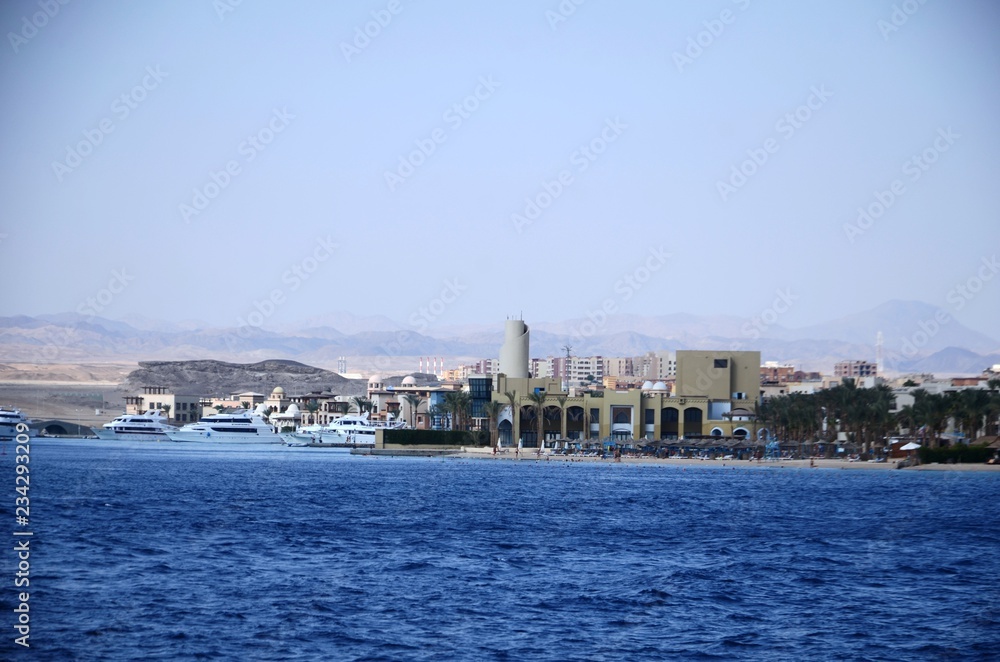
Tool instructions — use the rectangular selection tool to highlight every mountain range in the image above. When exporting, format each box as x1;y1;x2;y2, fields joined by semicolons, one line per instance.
0;301;997;376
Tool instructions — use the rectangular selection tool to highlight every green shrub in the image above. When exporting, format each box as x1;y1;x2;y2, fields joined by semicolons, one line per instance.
383;429;488;447
917;444;993;464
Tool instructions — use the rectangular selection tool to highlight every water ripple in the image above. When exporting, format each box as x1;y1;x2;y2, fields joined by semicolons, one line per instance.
5;440;999;660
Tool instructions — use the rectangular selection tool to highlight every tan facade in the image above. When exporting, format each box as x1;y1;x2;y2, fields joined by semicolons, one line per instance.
494;349;761;445
675;351;759;401
124;386;202;423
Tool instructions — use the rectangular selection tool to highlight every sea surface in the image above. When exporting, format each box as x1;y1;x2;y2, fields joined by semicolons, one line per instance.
1;439;998;661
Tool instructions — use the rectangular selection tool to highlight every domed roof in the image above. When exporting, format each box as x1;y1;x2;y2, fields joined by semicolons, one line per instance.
368;374;382;384
642;380;654;390
271;386;285;395
285;403;300;416
401;375;417;386
652;381;667;391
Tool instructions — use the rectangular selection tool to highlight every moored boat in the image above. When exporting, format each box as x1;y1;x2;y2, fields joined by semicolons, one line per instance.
94;410;178;441
284;412;402;447
167;406;283;444
0;407;29;440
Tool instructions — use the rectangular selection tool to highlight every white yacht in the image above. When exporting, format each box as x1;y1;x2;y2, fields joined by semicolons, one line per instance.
0;407;29;440
285;412;402;447
94;410;178;442
167;406;283;444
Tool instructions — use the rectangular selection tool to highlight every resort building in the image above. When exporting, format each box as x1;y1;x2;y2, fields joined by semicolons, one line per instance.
492;349;762;445
365;374;464;429
760;362;795;384
123;386;202;423
286;391;350;426
835;360;877;379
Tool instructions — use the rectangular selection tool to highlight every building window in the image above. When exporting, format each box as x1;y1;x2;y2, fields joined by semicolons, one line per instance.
714;359;728;369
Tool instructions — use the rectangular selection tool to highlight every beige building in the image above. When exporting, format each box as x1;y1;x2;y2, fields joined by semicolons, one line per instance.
835;360;877;378
124;386;202;424
493;350;762;445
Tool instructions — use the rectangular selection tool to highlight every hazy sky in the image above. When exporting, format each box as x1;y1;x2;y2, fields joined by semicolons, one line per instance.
2;1;998;338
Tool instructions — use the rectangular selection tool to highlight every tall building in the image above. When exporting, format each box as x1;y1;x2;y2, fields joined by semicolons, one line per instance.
499;319;529;377
834;360;877;378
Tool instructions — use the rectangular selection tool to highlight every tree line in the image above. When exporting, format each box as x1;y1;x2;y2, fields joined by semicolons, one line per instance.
760;378;1000;449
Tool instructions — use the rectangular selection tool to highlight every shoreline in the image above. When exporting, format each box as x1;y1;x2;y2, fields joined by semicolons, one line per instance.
452;448;1000;472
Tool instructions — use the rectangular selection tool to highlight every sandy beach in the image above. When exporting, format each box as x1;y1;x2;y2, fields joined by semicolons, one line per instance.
453;447;1000;472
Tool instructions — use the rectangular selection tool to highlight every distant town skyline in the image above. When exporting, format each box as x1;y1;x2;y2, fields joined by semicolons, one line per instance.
2;2;998;341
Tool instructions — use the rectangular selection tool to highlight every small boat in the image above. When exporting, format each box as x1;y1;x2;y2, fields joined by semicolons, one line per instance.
0;407;29;440
167;405;283;444
94;410;178;442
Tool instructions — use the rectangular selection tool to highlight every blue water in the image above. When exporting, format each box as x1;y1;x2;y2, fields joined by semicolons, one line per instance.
2;440;999;660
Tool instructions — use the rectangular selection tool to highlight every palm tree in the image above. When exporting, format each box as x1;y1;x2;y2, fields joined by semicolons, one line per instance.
429;403;447;429
214;404;225;414
952;388;991;441
913;389;949;448
241;401;250;410
896;404;917;436
504;390;519;442
161;404;171;422
403;394;424;428
527;391;546;450
443;391;472;431
482;400;505;450
305;399;320;425
987;379;1000;436
350;395;373;416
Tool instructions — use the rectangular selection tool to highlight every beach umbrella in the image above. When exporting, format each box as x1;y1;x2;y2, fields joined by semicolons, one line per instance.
900;442;921;451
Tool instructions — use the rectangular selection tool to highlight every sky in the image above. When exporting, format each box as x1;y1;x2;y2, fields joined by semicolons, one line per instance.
2;0;999;339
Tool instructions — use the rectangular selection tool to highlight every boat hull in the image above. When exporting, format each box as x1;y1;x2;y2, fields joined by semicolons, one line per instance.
317;430;377;446
167;430;285;444
94;429;173;442
0;425;24;440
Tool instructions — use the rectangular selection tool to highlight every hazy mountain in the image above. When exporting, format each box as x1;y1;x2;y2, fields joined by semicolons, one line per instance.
278;312;402;335
2;301;997;376
790;300;999;355
896;347;1000;376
